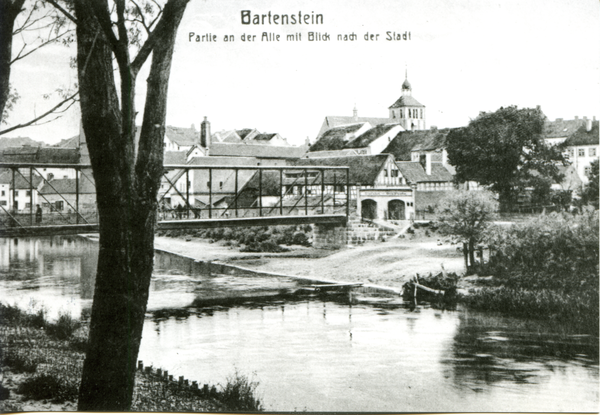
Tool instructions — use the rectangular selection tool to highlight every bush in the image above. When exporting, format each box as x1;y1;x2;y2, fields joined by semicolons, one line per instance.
2;352;38;373
219;372;263;412
17;374;79;403
488;209;599;293
46;313;80;341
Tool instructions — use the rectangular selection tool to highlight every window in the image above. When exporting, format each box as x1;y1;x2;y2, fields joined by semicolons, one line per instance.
392;112;396;119
206;181;211;188
26;191;31;197
1;191;4;196
568;149;574;158
585;166;591;176
55;201;64;211
579;149;586;157
25;203;31;209
391;170;399;178
219;181;223;190
384;169;389;177
590;148;597;157
0;201;5;206
420;109;423;119
334;185;345;193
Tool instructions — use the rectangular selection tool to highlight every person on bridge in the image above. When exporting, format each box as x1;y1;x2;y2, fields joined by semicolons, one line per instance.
35;205;42;224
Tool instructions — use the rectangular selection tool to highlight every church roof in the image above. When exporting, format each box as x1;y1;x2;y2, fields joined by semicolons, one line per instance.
402;78;411;90
388;95;425;108
321;116;389;132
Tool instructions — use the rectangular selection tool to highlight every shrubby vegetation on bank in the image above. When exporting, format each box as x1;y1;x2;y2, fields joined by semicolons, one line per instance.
0;303;263;412
157;225;313;252
467;209;599;334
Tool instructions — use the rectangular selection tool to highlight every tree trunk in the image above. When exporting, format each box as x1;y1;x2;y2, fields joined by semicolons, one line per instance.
0;0;25;120
468;237;476;274
73;0;189;410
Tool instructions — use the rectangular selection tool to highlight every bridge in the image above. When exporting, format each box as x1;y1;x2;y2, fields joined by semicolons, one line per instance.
0;162;350;237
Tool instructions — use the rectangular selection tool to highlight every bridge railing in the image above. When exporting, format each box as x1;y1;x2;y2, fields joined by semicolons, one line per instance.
0;162;350;231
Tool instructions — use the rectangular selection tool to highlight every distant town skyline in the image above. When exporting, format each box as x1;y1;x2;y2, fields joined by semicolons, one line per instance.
3;0;599;146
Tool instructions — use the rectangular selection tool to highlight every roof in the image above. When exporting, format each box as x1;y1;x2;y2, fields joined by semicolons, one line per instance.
209;143;307;159
187;156;260;195
239;170;282;196
396;161;453;183
165;126;198;146
310;123;366;151
252;133;277;141
561;121;599;147
346;123;400;148
305;149;361;158
1;146;80;164
236;129;254;140
39;178;96;194
164;151;187;165
382;128;454;160
321;116;390;131
543;119;586;139
0;171;44;189
293;154;391;185
402;78;411;90
56;134;80;148
388;95;425;108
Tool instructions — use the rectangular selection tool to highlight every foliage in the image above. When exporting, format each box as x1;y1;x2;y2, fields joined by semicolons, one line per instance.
436;190;498;243
219;372;263;412
2;351;38;374
46;312;81;340
487;209;599;292
446;106;565;210
174;225;312;252
581;158;599;209
17;374;79;403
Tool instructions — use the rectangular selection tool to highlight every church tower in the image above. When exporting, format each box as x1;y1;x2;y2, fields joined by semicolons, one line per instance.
388;71;426;130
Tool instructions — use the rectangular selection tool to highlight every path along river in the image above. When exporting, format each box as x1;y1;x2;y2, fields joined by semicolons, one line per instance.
0;236;597;412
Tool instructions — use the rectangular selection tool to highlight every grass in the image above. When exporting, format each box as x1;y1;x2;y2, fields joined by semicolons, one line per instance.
0;302;265;411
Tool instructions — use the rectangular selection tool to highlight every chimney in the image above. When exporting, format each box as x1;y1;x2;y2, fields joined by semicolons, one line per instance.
200;116;211;151
191;123;196;131
587;119;592;132
353;105;358;121
575;116;579;120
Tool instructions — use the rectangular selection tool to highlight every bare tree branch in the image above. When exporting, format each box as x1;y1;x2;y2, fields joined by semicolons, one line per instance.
0;91;78;135
11;28;73;64
130;0;150;34
44;0;78;24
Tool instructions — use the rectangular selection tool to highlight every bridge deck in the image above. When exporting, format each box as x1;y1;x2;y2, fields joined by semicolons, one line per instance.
1;214;347;237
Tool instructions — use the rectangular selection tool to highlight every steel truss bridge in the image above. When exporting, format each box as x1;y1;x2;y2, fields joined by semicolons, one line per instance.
0;162;350;236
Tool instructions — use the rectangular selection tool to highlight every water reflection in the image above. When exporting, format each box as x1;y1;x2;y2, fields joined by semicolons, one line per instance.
1;236;598;412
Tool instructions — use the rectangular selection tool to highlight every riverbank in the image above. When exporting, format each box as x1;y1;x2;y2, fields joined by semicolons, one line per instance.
0;303;261;412
154;232;466;290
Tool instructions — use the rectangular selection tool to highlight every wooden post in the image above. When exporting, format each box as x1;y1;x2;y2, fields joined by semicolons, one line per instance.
463;242;468;271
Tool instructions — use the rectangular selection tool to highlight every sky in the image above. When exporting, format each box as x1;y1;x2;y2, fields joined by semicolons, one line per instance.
4;0;600;146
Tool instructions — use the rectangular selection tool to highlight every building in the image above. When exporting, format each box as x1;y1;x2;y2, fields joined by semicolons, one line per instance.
293;154;415;220
559;120;599;184
388;73;426;131
0;170;44;212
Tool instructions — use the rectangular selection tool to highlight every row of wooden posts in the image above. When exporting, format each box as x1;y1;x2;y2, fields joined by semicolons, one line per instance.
137;360;217;396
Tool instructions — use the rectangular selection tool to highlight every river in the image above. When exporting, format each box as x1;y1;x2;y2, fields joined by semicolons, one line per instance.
0;236;598;412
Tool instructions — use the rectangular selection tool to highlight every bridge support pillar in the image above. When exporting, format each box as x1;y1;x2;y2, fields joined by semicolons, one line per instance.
312;223;347;249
